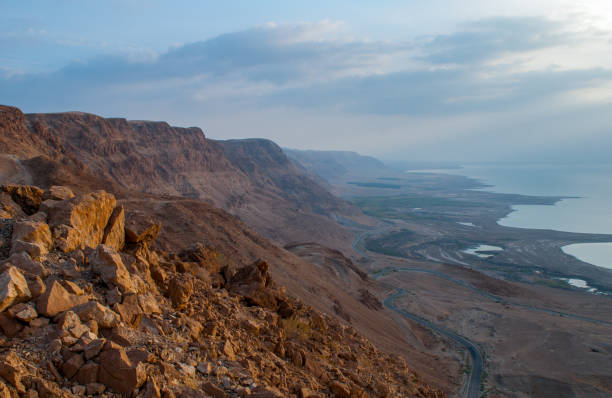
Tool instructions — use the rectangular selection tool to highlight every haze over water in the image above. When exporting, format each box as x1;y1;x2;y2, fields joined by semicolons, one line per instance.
418;163;612;270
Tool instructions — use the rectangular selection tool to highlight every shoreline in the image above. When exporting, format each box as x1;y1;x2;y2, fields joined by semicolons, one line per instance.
409;166;612;275
338;169;612;293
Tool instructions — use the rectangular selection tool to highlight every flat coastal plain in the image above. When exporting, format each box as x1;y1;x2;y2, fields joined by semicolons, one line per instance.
340;170;612;398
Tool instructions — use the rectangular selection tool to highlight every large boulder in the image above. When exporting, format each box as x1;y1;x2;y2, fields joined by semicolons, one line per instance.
0;351;29;393
44;191;116;252
178;243;221;273
0;185;44;215
168;274;193;309
124;211;161;243
10;220;53;260
36;279;87;317
73;300;121;329
101;206;125;251
229;260;279;310
0;266;31;312
4;251;48;277
97;341;146;394
90;245;135;293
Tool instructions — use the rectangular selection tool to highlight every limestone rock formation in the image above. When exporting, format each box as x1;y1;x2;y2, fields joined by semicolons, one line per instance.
101;205;125;251
90;244;135;293
0;267;31;312
0;184;444;397
44;190;116;252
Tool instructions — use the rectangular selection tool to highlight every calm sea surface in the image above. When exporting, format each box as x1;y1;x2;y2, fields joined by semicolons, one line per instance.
408;163;612;270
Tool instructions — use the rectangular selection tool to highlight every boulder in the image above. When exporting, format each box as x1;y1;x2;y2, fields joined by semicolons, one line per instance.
84;338;106;360
10;220;53;259
0;192;25;219
73;301;120;329
101;206;125;251
11;221;52;250
9;240;46;261
229;260;279;310
1;185;44;215
61;353;84;379
124;211;161;243
44;191;116;252
203;382;228;398
5;251;48;277
330;381;351;398
0;312;23;337
178;243;221;273
74;361;99;385
6;302;37;322
97;341;146;394
168;275;193;309
36;279;87;317
27;275;46;298
113;294;143;327
34;377;65;397
138;293;161;316
0;351;29;393
0;266;31;312
43;186;74;201
89;245;135;293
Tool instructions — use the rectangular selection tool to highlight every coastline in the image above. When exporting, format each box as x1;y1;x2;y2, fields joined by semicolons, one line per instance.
337;168;612;293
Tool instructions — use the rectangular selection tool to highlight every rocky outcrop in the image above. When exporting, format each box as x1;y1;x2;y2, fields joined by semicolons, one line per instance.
0;185;444;397
36;279;87;317
90;245;136;294
101;205;125;251
44;190;116;252
0;106;365;247
0;267;31;312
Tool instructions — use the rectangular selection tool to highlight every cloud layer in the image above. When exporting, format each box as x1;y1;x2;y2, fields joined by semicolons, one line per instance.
1;17;611;162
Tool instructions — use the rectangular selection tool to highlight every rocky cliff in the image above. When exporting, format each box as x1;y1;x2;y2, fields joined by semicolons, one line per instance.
0;184;444;397
0;104;453;396
0;106;366;247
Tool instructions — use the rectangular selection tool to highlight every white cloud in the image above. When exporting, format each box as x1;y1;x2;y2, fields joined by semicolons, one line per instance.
1;16;611;163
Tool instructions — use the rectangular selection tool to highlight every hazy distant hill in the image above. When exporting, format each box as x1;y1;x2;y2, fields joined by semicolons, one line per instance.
283;148;390;182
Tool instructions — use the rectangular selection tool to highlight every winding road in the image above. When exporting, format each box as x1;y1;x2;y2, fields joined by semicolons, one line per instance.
353;228;484;398
352;225;612;398
385;289;484;398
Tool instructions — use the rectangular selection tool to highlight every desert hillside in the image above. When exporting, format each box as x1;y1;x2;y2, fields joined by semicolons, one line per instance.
0;104;453;396
0;183;444;397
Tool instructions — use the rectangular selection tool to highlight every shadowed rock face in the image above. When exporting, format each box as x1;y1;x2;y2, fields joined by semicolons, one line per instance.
0;105;364;247
0;184;444;397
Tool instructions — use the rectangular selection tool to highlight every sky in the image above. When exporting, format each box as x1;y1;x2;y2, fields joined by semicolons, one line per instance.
2;1;612;163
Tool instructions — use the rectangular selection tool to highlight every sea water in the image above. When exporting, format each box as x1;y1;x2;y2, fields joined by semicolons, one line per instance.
408;163;612;270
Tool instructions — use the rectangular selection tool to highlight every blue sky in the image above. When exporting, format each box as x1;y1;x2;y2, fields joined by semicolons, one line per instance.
2;1;612;162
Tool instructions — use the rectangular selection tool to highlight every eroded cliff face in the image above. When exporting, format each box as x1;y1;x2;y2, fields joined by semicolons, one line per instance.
0;105;365;247
0;184;445;398
0;105;457;395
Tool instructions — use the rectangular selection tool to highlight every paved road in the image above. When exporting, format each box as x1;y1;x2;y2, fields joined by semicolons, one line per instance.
372;267;612;327
353;226;612;398
354;228;484;397
385;289;484;398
